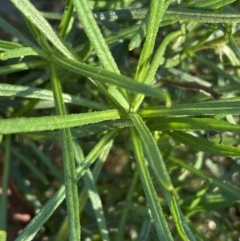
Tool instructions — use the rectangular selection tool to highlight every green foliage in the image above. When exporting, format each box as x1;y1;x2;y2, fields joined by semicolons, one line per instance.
0;0;240;240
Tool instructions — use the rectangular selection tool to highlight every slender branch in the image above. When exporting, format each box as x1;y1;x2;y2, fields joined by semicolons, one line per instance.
160;78;223;99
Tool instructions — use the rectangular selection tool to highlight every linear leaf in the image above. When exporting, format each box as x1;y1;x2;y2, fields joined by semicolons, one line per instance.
53;56;170;104
0;110;120;134
15;131;117;241
0;17;35;47
83;170;110;241
94;7;240;24
158;183;196;241
12;149;49;185
148;117;240;133
0;60;47;75
10;0;76;59
0;136;11;231
170;194;190;241
50;63;80;240
129;127;174;241
169;156;240;200
169;131;240;157
0;83;107;110
72;0;119;73
139;97;240;117
130;113;173;191
134;0;171;81
0;47;44;60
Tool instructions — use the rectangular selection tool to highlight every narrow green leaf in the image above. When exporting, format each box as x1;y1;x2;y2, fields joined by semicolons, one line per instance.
0;110;120;134
0;60;47;75
196;193;238;210
168;68;211;87
56;138;113;241
0;17;36;47
137;217;152;241
53;56;170;104
119;201;148;216
135;0;171;82
190;0;236;9
83;170;110;241
169;156;240;200
130;114;195;241
75;131;118;181
169;131;240;157
157;183;196;241
170;194;190;241
50;64;80;240
195;55;240;85
139;97;240;117
72;0;131;109
166;6;240;22
189;180;212;209
0;47;44;60
27;140;63;182
74;23;139;57
15;131;117;241
72;119;133;138
15;186;66;241
72;0;119;73
147;31;182;85
115;171;139;241
10;0;76;59
12;149;49;185
94;7;240;24
108;86;130;111
227;31;240;61
0;40;23;51
58;0;74;38
130;113;173;191
132;30;182;111
59;129;80;240
129;127;174;241
128;10;149;50
0;136;11;231
148;117;240;133
0;83;107;110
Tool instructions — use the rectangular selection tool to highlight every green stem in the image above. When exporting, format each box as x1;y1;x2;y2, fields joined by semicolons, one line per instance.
50;64;80;240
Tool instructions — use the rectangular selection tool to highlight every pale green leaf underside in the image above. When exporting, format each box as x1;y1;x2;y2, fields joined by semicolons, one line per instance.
94;6;240;24
0;47;43;60
0;110;120;134
0;83;107;110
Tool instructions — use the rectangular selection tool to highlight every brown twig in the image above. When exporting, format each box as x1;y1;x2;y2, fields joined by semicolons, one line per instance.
160;78;223;100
